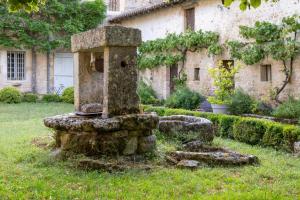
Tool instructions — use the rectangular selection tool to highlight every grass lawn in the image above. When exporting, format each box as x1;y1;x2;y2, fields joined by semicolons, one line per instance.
0;103;299;199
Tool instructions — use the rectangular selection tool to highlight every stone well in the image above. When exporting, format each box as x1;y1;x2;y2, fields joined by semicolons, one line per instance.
44;26;158;156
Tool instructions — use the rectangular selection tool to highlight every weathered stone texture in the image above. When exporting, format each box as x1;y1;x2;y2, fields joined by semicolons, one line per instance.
44;113;158;156
159;115;214;143
71;26;142;52
294;141;300;156
103;46;140;117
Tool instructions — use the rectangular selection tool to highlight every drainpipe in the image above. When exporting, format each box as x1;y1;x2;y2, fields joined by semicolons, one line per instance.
47;51;50;93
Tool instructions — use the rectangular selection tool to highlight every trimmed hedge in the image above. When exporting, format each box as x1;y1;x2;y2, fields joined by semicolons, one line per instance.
143;105;300;152
42;94;61;102
0;87;21;103
22;93;39;102
61;87;74;104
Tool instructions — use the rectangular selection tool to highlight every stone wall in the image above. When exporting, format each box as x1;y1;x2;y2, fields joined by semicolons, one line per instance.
117;0;300;100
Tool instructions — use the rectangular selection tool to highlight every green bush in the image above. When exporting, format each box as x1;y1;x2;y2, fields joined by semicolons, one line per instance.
252;101;273;116
0;87;21;103
61;87;74;104
42;94;61;102
218;115;239;138
22;93;39;103
262;123;284;149
165;87;205;110
273;97;300;119
137;81;160;105
143;105;300;152
229;89;255;115
233;118;267;145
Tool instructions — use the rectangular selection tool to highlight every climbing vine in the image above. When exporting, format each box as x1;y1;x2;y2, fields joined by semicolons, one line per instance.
226;15;300;103
138;30;223;79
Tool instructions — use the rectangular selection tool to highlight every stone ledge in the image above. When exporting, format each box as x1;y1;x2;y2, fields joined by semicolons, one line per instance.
44;113;159;132
71;25;142;52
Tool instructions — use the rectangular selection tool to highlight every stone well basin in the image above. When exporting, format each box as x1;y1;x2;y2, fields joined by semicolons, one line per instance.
158;115;214;143
44;113;158;156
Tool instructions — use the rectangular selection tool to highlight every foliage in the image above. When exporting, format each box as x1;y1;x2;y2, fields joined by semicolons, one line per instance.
1;103;300;199
226;15;300;102
229;88;256;115
252;101;273;115
233;118;267;145
143;105;300;152
61;87;74;104
0;0;106;52
138;30;222;69
223;0;279;10
208;61;241;105
164;87;205;110
42;93;61;102
0;87;21;103
1;0;46;12
22;92;38;102
272;97;300;119
137;80;160;105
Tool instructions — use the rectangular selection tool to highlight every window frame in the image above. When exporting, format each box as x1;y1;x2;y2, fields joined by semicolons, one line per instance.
7;51;26;81
260;64;272;82
108;0;120;11
184;7;195;31
194;67;200;81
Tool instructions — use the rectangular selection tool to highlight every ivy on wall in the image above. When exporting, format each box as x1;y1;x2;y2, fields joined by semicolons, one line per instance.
138;30;223;73
226;15;300;103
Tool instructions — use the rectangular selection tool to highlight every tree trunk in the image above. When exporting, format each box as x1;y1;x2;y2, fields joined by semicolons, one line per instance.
31;48;37;93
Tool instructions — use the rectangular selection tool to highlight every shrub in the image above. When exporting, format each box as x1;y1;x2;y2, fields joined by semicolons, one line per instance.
143;105;300;152
137;81;160;105
252;101;273;116
229;89;255;115
262;123;284;149
218;115;240;138
233;118;267;145
42;94;61;102
165;87;205;110
22;93;39;103
61;87;74;104
273;97;300;119
0;87;21;103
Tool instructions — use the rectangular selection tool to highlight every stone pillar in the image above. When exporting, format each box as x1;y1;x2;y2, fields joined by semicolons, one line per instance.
102;46;140;118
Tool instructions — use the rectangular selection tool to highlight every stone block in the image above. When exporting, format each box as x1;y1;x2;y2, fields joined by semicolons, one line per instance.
138;135;156;153
71;25;142;52
123;137;138;155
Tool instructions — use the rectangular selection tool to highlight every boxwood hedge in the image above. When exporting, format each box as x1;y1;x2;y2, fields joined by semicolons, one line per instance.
143;105;300;152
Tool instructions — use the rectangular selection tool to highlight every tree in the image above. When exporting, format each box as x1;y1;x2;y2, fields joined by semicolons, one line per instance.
223;0;279;10
226;15;300;103
0;0;46;12
0;0;106;92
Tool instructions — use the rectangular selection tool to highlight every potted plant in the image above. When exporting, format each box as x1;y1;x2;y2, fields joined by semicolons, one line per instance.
208;61;240;114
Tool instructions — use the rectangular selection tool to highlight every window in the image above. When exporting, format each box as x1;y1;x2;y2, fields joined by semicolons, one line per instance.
222;60;234;70
7;51;25;80
261;64;272;82
185;8;195;31
194;68;200;81
109;0;120;11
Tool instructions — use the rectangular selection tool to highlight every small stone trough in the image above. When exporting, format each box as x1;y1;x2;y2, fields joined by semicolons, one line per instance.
159;115;259;168
159;115;214;143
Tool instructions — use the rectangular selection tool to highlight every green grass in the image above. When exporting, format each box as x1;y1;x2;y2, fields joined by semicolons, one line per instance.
0;103;299;199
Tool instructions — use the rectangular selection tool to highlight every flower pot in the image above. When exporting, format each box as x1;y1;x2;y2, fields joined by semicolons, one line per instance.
211;104;229;114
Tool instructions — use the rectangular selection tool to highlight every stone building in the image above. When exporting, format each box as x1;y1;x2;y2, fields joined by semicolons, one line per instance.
0;0;153;94
108;0;300;101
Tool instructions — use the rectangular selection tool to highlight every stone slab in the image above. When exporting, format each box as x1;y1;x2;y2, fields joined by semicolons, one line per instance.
71;25;142;52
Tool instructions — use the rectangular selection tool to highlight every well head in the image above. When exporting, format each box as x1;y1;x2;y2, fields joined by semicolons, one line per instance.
71;25;142;118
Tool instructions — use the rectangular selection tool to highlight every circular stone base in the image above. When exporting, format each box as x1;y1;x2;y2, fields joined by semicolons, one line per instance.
44;113;159;156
